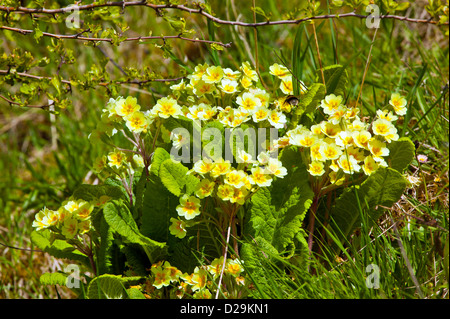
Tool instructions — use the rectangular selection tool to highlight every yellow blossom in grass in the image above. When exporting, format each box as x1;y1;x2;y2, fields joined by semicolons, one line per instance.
74;201;94;220
337;154;361;174
230;186;249;205
280;76;294;95
152;266;171;289
268;110;287;129
186;103;206;120
307;161;325;176
207;256;225;278
152;97;182;119
320;94;343;114
240;61;258;82
211;158;232;178
78;220;91;234
362;155;379;176
269;63;290;79
191;267;208;292
345;146;365;162
202;65;224;83
217;184;235;202
251;106;270;122
193;79;215;96
389;92;407;115
310;124;323;136
336;131;354;148
115;96;140;118
372;118;395;137
125;111;148;133
170;79;186;92
190;63;209;81
61;217;78;239
176;195;201;220
352;130;372;149
195;179;215;199
383;126;399;143
226;259;244;277
225;170;247;188
223;68;241;80
291;131;317;148
252;88;270;107
329;171;345;185
320;142;343;160
32;208;56;231
345;107;360;119
163;261;182;282
197;105;217;121
266;158;288;178
327;105;348;124
368;138;390;161
376;109;398;122
193;158;215;175
237;149;256;164
240;76;254;89
236;92;261;112
310;141;326;162
250;166;273;187
169;217;187;239
320;121;341;138
349;117;368;131
219;78;239;94
108;150;126;169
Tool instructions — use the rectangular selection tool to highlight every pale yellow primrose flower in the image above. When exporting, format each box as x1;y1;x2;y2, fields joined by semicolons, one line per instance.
269;63;291;79
320;94;343;114
266;158;288;178
280;76;294;95
176;195;201;220
219;78;239;94
236;92;262;112
368;138;390;161
151;97;183;119
195;179;215;199
125;111;148;133
115;96;140;118
307;161;325;176
337;154;361;174
202;65;224;83
389;92;407;116
169;217;187;239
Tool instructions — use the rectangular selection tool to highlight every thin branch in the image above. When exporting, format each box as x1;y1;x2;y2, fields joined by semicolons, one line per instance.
0;2;446;26
0;25;232;48
0;69;185;87
0;94;53;108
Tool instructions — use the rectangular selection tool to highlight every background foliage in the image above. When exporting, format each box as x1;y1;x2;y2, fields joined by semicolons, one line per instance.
0;0;448;299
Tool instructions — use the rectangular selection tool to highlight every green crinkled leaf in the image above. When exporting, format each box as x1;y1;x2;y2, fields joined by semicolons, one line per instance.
159;159;199;196
39;272;68;286
330;167;408;242
87;275;128;299
97;215;116;275
244;146;314;253
387;137;415;173
150;147;170;177
289;83;326;129
103;200;166;253
318;64;349;97
30;230;90;266
127;287;146;299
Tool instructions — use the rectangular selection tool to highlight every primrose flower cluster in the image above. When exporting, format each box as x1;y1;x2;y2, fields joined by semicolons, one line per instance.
145;257;245;298
32;195;110;239
272;92;407;182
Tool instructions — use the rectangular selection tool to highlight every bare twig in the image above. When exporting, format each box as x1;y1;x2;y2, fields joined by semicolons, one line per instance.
0;25;232;48
0;2;446;26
